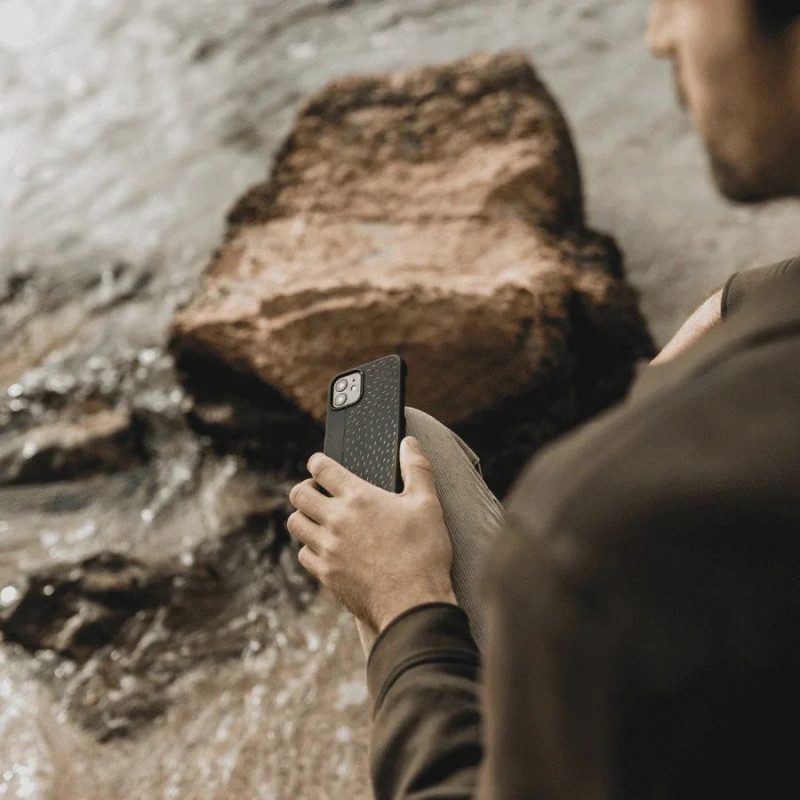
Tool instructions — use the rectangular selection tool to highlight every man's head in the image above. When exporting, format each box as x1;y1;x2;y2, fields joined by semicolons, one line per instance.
648;0;800;202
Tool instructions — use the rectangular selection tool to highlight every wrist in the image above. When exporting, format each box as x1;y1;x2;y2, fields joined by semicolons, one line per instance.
374;587;458;634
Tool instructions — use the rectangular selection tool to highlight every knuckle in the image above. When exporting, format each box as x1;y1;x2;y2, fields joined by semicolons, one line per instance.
289;481;308;506
323;536;341;558
308;452;326;475
408;451;426;468
348;486;368;508
317;462;335;485
297;546;311;569
291;479;315;507
327;508;345;533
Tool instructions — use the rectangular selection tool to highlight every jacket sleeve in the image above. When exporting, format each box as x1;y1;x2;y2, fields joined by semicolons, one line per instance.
721;256;800;318
367;602;483;800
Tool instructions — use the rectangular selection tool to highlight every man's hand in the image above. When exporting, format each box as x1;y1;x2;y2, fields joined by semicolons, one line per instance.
287;436;457;635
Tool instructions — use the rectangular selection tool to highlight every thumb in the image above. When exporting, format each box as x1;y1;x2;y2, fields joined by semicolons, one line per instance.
400;436;436;496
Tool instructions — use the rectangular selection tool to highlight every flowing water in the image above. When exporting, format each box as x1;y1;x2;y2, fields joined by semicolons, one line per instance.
2;1;799;798
0;345;372;799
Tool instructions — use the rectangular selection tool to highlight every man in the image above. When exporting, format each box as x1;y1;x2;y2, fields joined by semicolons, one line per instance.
288;1;800;796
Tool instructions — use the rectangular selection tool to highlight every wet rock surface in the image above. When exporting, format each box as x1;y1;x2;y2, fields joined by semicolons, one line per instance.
0;262;156;390
1;500;316;741
0;406;146;485
173;52;654;493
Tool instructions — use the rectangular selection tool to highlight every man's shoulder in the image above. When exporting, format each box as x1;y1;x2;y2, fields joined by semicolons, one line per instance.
506;332;800;547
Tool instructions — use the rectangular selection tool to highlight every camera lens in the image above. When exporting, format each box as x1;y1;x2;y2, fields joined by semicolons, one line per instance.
334;393;347;407
334;378;348;392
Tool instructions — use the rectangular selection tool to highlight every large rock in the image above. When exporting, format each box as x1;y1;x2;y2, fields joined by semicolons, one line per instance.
171;52;654;491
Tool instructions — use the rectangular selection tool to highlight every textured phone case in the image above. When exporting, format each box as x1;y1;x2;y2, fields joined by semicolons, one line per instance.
323;355;407;493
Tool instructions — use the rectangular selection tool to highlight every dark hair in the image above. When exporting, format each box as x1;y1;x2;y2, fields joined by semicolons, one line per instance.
753;0;800;33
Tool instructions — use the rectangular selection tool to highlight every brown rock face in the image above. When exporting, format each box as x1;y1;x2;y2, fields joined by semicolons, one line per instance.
172;52;654;491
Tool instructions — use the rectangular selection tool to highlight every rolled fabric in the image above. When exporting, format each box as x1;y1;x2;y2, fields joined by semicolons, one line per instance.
722;256;800;319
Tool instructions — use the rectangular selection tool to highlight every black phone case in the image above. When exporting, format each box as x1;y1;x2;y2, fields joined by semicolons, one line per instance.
323;355;407;493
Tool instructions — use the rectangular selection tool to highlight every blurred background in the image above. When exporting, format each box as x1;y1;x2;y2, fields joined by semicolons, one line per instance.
1;1;799;798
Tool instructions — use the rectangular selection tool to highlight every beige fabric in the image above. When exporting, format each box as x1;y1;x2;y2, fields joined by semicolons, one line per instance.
356;406;505;656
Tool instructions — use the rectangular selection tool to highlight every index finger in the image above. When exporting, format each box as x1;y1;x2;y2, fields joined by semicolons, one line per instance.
307;452;353;496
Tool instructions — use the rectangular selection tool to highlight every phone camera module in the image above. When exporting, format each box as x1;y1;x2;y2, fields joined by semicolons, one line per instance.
334;378;348;392
334;393;348;407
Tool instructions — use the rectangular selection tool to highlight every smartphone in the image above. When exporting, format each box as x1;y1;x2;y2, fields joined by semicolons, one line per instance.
323;354;407;493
